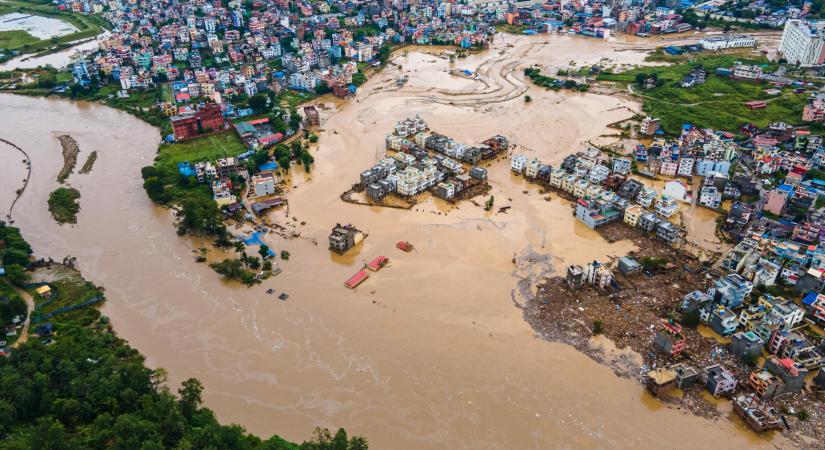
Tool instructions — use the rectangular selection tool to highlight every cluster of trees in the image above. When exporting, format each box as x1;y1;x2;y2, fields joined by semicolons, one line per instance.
292;141;314;172
0;284;26;329
633;72;663;88
523;68;589;92
209;241;282;284
246;149;272;175
271;141;314;173
351;71;367;86
141;165;172;204
248;94;270;114
209;258;259;285
141;166;226;236
177;196;225;236
47;187;81;224
0;223;369;448
0;224;33;286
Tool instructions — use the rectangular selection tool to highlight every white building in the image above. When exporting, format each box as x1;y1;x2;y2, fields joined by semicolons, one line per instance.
655;195;679;218
589;164;610;184
779;19;825;67
677;157;694;177
550;169;566;187
612;158;632;175
732;64;762;80
698;35;756;51
637;187;657;208
244;81;258;97
699;186;722;209
525;158;542;178
396;165;441;197
511;154;528;174
640;117;659;136
251;172;276;197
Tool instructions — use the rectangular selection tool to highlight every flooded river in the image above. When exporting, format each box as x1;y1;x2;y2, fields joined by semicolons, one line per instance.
0;33;782;449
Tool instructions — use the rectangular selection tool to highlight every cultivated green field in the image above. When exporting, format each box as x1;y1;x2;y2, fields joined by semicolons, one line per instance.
598;50;809;134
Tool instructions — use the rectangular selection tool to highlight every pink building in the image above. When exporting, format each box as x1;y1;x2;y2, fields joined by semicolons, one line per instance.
802;100;825;122
763;185;793;215
660;161;678;176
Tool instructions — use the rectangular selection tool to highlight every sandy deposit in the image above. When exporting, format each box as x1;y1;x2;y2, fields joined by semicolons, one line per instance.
0;32;788;449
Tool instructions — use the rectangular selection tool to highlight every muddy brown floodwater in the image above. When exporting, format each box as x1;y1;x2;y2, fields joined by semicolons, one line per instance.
0;33;788;449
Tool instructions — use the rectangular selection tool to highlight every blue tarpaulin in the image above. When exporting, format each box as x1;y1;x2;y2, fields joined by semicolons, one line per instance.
803;291;819;305
177;162;194;177
242;232;276;256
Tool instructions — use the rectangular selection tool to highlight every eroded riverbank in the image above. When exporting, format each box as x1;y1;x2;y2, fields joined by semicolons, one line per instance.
0;32;788;449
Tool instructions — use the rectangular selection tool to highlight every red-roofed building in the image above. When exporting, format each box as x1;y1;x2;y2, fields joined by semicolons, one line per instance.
367;256;389;271
345;270;369;288
171;103;225;141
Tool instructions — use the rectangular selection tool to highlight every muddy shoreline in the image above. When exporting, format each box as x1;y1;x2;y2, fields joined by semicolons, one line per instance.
56;134;78;182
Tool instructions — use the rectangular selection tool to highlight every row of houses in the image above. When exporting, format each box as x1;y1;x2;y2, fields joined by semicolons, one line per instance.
511;149;686;245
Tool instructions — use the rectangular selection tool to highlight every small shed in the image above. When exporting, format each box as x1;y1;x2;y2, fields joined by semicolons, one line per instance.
35;285;52;299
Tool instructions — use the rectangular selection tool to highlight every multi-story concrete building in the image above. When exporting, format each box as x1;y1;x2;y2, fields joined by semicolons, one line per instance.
511;154;528;174
779;19;825;67
703;364;738;397
623;204;643;227
712;274;754;309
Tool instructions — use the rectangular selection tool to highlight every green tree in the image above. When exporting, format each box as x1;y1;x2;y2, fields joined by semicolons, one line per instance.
30;417;66;450
248;93;269;113
178;378;203;419
2;248;30;267
143;177;168;204
0;294;26;324
4;264;30;286
141;166;159;180
178;197;223;235
289;108;301;130
258;245;270;260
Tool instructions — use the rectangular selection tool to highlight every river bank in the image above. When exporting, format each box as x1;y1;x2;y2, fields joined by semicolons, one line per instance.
0;31;791;450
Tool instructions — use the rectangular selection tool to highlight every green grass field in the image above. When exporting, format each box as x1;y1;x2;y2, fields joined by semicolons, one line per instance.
156;131;246;170
496;24;529;34
0;30;40;50
598;51;808;134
